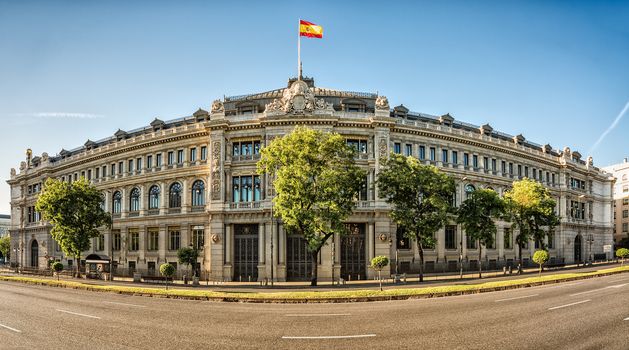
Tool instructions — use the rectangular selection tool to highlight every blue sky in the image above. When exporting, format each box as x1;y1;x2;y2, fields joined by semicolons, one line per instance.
1;0;628;214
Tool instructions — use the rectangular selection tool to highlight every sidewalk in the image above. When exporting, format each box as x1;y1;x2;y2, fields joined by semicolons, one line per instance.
1;261;621;294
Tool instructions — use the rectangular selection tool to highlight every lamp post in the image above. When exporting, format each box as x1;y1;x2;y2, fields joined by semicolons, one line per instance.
586;233;594;264
460;177;467;279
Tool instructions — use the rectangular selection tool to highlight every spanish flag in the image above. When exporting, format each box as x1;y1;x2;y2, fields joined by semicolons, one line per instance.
299;20;323;38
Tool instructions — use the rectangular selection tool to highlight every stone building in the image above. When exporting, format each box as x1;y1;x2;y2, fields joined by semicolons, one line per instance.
602;159;629;245
7;77;614;280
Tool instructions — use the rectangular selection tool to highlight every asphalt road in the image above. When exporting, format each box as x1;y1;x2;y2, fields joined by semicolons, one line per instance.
1;273;628;350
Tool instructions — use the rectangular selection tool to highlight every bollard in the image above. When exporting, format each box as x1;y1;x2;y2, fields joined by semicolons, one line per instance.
503;266;507;275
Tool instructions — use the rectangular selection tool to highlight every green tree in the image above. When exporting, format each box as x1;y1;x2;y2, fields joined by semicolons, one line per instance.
35;177;111;278
177;247;199;277
370;256;389;291
533;250;549;276
0;236;10;262
504;178;558;274
51;261;64;281
457;188;506;278
617;248;629;265
377;154;455;282
160;263;175;290
257;126;366;286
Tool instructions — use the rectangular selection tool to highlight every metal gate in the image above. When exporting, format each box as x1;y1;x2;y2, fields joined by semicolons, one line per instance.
287;235;312;281
341;223;366;280
233;224;259;282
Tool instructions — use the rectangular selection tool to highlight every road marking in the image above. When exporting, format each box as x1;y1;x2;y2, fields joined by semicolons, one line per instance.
103;301;146;308
56;309;101;319
625;317;629;321
548;299;591;311
608;278;629;283
285;313;351;317
495;294;539;302
0;323;21;333
569;283;628;297
282;334;376;340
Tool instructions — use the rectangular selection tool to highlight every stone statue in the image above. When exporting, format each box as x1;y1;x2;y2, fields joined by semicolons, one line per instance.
41;152;49;161
211;99;224;113
587;156;593;166
10;168;16;176
375;95;389;110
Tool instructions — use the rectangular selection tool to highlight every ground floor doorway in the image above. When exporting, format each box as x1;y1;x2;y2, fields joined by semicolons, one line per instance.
233;224;259;282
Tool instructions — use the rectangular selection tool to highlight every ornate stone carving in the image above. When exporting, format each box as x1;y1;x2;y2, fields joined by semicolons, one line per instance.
41;152;49;161
211;234;220;243
211;141;222;200
10;168;16;176
375;95;389;110
378;138;388;160
19;161;26;170
587;156;593;167
265;80;332;115
211;99;224;114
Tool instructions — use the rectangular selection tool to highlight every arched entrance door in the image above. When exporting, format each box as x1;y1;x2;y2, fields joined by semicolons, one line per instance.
574;235;582;263
31;240;39;267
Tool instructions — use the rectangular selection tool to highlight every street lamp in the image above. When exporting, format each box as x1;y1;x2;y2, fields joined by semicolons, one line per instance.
460;176;468;279
586;233;594;264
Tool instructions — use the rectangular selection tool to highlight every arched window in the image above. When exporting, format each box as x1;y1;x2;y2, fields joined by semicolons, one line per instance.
149;185;160;209
191;180;205;207
112;191;122;213
465;184;476;200
129;188;140;212
169;182;182;208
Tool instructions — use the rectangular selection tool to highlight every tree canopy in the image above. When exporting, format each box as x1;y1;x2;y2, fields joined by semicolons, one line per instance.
504;178;558;273
177;247;200;277
257;126;366;286
36;177;111;276
457;188;505;278
377;153;455;282
0;236;10;261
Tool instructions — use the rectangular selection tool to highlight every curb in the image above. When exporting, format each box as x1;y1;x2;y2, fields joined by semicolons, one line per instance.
1;268;627;304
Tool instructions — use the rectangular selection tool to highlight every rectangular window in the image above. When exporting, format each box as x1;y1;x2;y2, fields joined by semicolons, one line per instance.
192;226;204;250
190;148;197;162
623;210;628;218
169;229;181;250
136;158;142;171
102;166;107;178
147;155;153;169
430;147;436;161
483;157;489;170
623;223;628;233
394;143;401;154
111;164;116;176
96;235;104;251
473;155;478;168
466;233;477;249
463;153;469;167
442;149;448;163
445;225;457;250
491;159;496;172
405;144;412;157
488;231;496;249
509;163;513;175
551;173;556;185
419;146;426;160
623;198;629;205
452;151;458;165
95;168;100;179
346;140;368;155
87;169;92;180
518;165;522;177
112;231;121;251
501;161;506;174
81;171;85;179
148;229;159;251
128;159;134;173
177;150;184;164
118;161;123;174
168;151;174;165
504;228;512;249
548;232;554;249
201;146;207;160
525;166;529;177
129;230;139;251
232;176;261;202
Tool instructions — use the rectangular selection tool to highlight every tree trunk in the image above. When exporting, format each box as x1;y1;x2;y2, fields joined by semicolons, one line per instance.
518;242;523;275
417;241;424;283
310;250;319;286
378;270;382;291
75;254;81;278
478;242;482;279
539;264;542;277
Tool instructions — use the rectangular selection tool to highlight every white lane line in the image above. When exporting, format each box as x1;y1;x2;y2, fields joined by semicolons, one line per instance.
103;301;146;308
282;334;376;339
548;299;591;311
569;283;628;297
625;317;629;321
0;323;21;333
56;309;101;319
285;313;351;317
608;278;629;283
495;294;539;302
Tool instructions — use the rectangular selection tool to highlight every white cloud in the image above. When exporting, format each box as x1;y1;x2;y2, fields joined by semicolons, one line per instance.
588;99;629;155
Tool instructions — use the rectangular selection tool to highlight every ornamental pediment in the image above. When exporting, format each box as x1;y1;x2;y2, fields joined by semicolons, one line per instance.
264;80;333;116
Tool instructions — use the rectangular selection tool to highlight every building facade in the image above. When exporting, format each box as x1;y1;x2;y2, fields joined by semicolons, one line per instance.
7;77;614;280
602;159;629;245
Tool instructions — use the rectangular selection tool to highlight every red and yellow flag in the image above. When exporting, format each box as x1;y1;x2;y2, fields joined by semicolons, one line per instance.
299;20;323;38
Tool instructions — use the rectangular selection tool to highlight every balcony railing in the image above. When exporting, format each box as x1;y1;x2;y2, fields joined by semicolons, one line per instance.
232;154;261;162
229;202;262;209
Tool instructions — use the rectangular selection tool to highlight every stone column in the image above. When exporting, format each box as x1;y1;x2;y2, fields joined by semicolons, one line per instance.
158;224;167;264
277;223;286;281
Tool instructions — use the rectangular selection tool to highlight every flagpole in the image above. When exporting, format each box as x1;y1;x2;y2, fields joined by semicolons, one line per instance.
297;19;301;80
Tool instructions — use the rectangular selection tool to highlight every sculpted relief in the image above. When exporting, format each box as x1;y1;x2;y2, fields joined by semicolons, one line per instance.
265;80;333;115
375;95;389;110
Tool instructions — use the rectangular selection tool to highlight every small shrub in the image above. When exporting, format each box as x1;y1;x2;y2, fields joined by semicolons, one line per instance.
51;262;63;280
617;248;629;265
160;263;175;290
533;250;549;276
371;256;390;291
